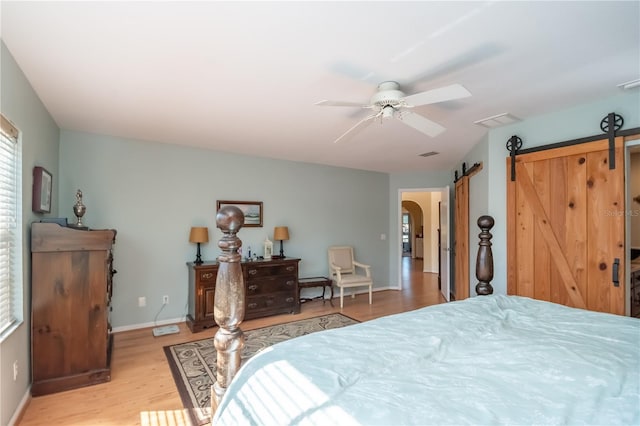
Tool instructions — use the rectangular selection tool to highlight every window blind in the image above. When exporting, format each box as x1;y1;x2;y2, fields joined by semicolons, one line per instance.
0;115;18;335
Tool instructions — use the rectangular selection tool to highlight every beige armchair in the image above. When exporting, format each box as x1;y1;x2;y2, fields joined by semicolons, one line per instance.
328;246;373;308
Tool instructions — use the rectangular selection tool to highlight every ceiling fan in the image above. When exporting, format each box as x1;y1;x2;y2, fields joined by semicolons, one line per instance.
316;81;471;143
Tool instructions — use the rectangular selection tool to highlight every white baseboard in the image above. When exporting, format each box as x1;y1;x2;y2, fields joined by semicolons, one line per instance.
373;285;400;291
111;316;185;333
111;287;403;332
8;386;30;426
338;285;399;295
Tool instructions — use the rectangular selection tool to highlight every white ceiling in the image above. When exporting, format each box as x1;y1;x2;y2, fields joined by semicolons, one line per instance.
1;1;639;173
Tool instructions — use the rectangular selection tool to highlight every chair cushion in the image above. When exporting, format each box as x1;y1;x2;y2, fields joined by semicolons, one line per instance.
337;274;371;286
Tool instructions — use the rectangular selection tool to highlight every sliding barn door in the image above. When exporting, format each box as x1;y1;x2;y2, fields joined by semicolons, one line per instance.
507;137;625;315
440;186;451;302
454;175;469;300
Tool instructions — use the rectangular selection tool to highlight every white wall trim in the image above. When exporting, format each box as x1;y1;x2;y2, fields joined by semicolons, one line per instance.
7;387;30;426
397;187;446;290
111;316;186;334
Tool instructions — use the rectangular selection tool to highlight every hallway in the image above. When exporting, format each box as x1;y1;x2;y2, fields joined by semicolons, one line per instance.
400;256;444;307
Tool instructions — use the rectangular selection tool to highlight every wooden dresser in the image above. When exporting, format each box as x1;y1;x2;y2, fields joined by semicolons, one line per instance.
187;261;219;332
31;223;117;396
187;257;300;332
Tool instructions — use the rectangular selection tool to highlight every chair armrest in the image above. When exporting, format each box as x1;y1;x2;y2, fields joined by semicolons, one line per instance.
330;263;343;280
352;261;371;277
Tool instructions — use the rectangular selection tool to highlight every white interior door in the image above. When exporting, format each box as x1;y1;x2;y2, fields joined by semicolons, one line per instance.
440;186;450;301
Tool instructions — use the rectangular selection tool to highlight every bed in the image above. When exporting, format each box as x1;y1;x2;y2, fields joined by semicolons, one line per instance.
210;211;640;425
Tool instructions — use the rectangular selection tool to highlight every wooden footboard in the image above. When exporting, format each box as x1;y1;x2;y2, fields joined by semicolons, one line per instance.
210;213;497;417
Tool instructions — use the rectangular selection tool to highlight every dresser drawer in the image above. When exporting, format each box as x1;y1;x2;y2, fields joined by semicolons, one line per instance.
198;268;218;283
245;263;297;278
246;292;297;315
247;276;296;295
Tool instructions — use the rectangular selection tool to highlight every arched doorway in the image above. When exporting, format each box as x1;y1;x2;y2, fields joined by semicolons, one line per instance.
399;189;449;302
402;200;422;258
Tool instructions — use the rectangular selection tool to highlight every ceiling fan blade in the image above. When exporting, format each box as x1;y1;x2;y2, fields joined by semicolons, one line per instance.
402;84;471;107
315;100;370;108
398;111;446;137
333;113;378;144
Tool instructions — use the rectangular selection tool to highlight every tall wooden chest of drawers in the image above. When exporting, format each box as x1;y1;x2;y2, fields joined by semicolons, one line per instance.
187;257;300;332
31;223;117;395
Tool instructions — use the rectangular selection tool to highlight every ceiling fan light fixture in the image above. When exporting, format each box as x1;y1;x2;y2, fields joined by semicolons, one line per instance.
474;112;520;128
317;80;472;142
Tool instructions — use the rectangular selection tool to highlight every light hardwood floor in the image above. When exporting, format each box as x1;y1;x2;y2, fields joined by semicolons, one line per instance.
17;258;443;426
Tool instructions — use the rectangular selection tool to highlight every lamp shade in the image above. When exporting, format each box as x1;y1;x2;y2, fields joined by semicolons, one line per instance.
189;227;209;243
273;226;289;241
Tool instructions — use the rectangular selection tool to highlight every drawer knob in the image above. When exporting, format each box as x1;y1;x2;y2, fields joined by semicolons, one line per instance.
248;285;258;291
286;297;294;303
249;269;257;276
286;280;294;286
248;303;258;309
202;272;214;279
286;266;294;272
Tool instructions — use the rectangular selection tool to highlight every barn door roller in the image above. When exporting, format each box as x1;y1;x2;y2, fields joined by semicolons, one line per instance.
454;161;483;183
600;112;623;170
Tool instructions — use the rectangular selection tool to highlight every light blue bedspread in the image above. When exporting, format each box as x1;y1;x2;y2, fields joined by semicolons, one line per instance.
213;295;640;425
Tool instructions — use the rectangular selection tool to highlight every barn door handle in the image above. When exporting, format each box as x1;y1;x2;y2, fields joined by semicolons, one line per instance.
612;258;620;287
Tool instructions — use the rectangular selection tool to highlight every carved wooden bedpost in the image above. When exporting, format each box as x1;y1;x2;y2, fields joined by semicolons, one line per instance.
211;206;245;414
475;215;494;296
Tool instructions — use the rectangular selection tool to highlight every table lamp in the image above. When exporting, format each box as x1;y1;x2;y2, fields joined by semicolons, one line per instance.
273;226;289;258
189;226;209;264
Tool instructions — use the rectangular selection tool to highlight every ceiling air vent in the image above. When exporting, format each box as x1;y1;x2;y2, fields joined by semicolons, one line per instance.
419;151;439;158
474;112;520;128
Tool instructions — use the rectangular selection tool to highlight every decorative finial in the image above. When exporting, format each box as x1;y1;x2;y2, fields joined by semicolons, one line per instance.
72;189;86;227
475;215;494;296
216;205;244;234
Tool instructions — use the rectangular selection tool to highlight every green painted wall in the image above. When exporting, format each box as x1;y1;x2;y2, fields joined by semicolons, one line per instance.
0;41;60;426
59;131;390;329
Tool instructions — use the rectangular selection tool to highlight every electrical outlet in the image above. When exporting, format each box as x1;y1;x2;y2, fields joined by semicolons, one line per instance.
13;360;18;381
138;296;146;307
163;295;169;305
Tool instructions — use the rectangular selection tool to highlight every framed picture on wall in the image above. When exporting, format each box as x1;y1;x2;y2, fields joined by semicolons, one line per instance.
32;166;52;213
216;200;263;227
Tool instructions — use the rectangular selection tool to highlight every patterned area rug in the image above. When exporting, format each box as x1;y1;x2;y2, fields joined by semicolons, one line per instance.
164;313;359;425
